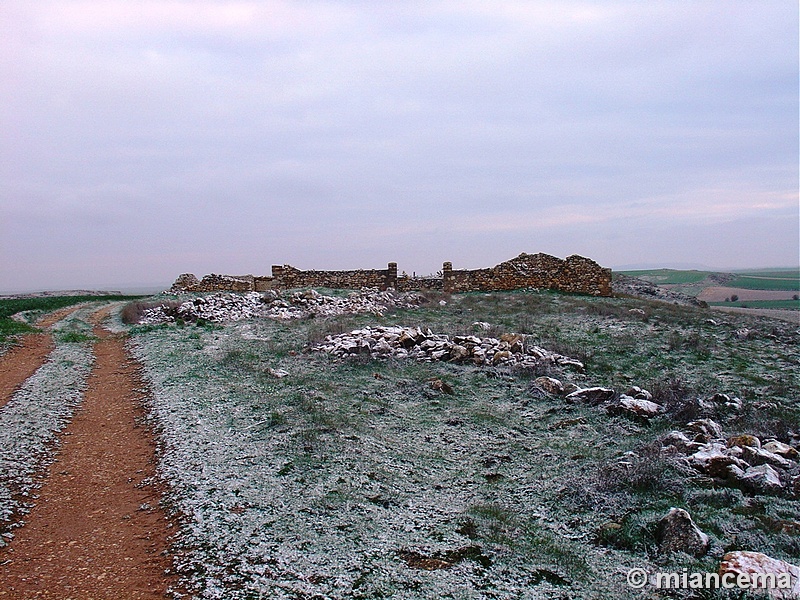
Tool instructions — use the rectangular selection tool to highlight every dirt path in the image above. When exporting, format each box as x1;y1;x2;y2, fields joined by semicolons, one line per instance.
0;335;53;411
0;309;179;599
0;306;86;411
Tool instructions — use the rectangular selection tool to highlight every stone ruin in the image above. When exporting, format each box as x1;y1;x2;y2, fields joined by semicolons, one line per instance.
170;253;613;297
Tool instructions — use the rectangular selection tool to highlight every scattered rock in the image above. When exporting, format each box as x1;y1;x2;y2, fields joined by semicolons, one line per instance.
728;435;761;450
741;446;795;470
562;382;580;395
661;431;702;454
312;326;584;371
656;508;709;557
608;395;663;419
626;386;653;401
565;387;615;405
709;392;743;411
428;379;454;395
609;394;664;419
687;419;724;442
763;440;800;460
738;464;785;494
689;443;749;479
534;376;564;396
719;551;800;599
267;368;289;379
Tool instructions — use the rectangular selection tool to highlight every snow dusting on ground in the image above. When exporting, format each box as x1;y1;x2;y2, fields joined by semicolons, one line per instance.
139;289;426;324
128;306;630;599
0;309;95;542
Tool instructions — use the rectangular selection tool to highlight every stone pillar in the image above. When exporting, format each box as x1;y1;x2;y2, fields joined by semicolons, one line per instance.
271;265;284;285
442;261;453;293
386;262;398;290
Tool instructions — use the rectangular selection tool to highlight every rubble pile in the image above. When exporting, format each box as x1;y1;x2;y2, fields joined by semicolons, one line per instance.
138;288;426;324
662;419;800;496
310;326;585;370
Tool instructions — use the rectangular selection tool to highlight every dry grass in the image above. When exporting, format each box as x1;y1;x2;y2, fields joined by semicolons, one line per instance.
120;301;181;324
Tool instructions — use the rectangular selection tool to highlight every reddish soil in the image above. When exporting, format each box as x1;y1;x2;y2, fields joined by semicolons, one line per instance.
0;309;179;599
0;335;53;410
0;306;84;411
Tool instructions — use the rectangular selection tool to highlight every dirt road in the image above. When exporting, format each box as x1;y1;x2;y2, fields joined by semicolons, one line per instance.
0;308;178;599
0;306;87;411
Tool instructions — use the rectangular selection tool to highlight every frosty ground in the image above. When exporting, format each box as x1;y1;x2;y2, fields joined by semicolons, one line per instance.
124;288;798;599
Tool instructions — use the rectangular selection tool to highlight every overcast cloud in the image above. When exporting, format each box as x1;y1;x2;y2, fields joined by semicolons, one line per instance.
1;1;797;292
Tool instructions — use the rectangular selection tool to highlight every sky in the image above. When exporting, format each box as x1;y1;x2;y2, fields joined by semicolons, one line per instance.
1;1;798;292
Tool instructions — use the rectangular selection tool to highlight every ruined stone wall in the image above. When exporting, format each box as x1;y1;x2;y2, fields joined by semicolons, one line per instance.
442;253;612;296
170;273;256;293
395;276;444;292
269;263;398;291
170;254;612;297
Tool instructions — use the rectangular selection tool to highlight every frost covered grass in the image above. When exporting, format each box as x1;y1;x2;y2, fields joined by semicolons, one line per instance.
0;295;143;347
125;291;800;599
0;308;96;541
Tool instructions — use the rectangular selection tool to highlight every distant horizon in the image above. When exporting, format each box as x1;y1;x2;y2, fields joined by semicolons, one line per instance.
2;261;798;296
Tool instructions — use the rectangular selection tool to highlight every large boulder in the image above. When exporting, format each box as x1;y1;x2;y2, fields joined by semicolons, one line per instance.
763;440;800;460
662;431;702;454
534;376;564;396
626;386;653;401
686;419;724;442
719;551;800;599
728;434;761;450
565;387;615;405
738;464;785;494
656;508;709;557
607;395;663;419
741;446;795;470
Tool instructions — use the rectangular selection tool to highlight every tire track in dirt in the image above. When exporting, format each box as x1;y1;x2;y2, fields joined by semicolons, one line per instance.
0;308;180;599
0;306;85;411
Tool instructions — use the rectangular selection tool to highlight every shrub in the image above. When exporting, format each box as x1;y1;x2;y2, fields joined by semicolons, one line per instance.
121;301;181;324
595;440;684;497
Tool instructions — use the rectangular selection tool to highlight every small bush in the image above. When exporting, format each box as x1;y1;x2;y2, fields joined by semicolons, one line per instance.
595;441;685;498
121;301;181;324
650;376;704;423
56;331;96;344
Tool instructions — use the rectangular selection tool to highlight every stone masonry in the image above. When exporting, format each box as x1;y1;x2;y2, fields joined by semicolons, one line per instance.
170;253;612;297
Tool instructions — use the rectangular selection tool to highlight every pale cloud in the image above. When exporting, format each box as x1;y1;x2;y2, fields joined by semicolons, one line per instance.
0;0;797;291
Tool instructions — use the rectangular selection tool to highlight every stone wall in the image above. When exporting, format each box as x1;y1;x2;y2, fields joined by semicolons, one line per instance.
443;253;612;296
170;253;612;297
171;273;256;293
268;263;397;290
